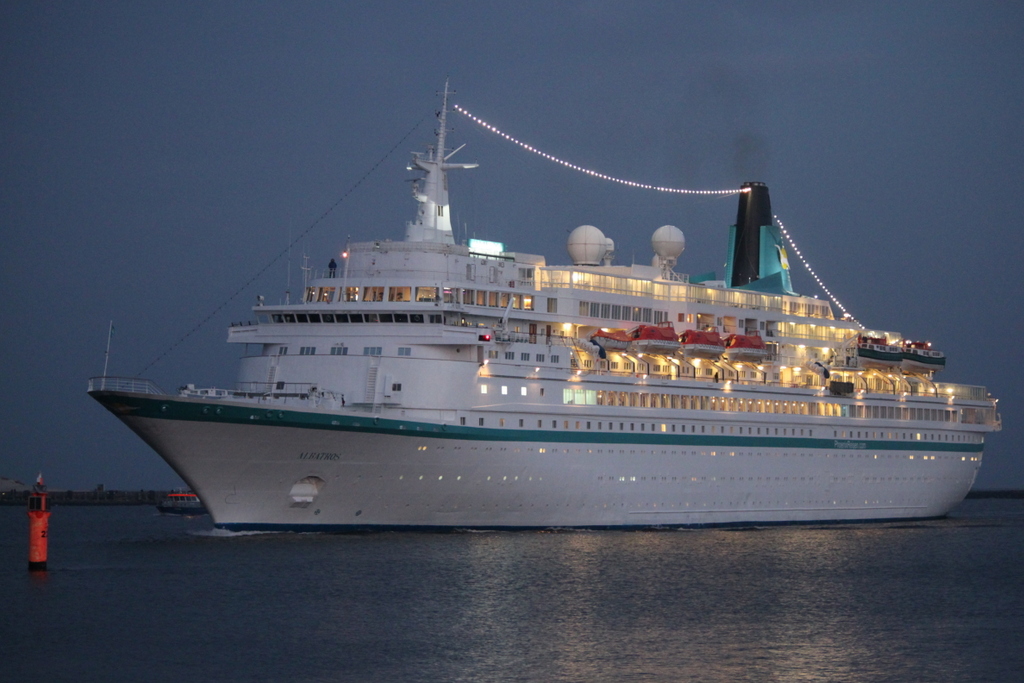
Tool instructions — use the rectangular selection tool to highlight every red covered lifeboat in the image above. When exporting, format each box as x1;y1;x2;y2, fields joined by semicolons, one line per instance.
589;329;631;352
723;334;769;362
628;323;680;354
680;329;725;359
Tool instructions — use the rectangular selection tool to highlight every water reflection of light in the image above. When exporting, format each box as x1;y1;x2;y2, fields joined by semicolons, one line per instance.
445;526;974;680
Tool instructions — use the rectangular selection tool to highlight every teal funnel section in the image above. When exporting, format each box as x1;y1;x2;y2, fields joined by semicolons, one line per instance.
724;182;797;296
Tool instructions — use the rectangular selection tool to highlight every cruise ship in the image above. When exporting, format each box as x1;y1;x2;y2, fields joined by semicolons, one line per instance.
89;88;1000;531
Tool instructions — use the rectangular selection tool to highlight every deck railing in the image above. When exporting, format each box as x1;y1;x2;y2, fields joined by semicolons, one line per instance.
934;383;989;401
88;376;166;395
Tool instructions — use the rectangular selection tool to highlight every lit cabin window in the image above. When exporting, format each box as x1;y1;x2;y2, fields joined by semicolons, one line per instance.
480;385;488;394
388;286;411;302
363;286;384;302
415;287;438;302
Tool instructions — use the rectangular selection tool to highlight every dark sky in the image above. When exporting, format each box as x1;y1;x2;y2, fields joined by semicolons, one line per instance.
2;1;1021;490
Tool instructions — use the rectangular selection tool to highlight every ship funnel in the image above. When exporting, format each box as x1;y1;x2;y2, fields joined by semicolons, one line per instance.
724;181;795;295
730;182;772;287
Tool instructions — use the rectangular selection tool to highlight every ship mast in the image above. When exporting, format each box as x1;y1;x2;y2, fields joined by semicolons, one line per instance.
404;78;478;243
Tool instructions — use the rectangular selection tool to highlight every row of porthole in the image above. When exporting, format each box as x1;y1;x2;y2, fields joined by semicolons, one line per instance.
388;500;921;510
419;445;977;463
397;475;543;482
346;474;965;485
160;403;286;420
248;411;285;420
464;415;981;443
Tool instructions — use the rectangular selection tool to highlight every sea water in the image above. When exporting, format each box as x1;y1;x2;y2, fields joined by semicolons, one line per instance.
2;500;1023;682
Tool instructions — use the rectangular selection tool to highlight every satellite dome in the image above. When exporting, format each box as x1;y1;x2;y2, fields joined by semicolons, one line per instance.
567;225;608;265
651;225;685;260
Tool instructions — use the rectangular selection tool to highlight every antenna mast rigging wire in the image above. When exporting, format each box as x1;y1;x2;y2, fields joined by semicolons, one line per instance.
137;115;429;375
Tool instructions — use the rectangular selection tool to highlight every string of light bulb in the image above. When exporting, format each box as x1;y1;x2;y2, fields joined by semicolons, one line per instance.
453;105;745;196
775;214;863;329
454;104;859;326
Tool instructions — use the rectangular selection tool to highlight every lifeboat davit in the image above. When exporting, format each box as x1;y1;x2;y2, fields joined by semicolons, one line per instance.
590;329;631;352
901;340;946;374
856;336;902;370
723;333;769;362
680;329;725;359
628;323;680;354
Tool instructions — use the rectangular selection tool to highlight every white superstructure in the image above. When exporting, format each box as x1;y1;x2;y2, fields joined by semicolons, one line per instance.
89;87;1000;531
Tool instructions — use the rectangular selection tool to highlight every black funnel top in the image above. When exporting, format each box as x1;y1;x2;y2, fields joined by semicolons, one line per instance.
731;181;773;287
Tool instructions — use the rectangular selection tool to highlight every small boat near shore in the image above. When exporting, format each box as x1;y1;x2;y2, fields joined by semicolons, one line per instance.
157;491;207;516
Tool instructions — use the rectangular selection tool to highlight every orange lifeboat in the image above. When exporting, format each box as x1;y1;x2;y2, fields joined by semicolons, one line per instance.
680;329;725;359
628;323;680;354
589;329;631;352
723;334;769;362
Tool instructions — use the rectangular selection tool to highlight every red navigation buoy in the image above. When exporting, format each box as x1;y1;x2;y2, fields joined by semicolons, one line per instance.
27;473;50;572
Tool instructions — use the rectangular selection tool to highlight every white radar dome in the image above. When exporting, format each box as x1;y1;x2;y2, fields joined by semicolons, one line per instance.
567;225;608;265
651;225;685;260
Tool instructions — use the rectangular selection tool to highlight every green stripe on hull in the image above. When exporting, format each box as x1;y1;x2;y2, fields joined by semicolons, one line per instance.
902;353;946;367
89;390;983;454
857;348;902;363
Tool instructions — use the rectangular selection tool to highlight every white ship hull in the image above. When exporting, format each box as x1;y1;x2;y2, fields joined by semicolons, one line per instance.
93;389;986;530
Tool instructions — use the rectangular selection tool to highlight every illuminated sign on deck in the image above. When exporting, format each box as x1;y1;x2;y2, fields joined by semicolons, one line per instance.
468;239;505;256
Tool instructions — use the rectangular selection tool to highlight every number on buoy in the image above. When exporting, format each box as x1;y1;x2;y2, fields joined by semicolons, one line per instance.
27;473;50;572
